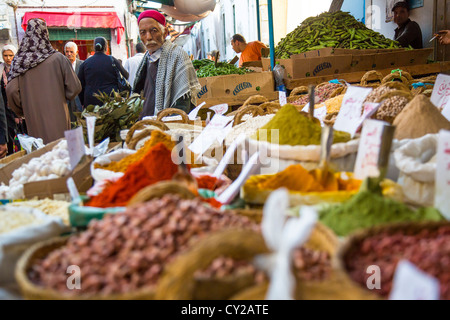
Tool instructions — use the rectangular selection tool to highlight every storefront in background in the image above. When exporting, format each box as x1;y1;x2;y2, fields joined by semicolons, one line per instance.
20;11;127;61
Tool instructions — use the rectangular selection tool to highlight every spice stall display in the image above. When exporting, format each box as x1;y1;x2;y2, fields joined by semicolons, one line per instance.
318;188;444;237
338;222;450;300
16;195;259;299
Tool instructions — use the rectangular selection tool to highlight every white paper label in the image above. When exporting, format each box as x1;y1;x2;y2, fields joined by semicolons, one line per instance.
431;74;450;109
66;177;80;202
333;86;373;136
216;152;261;205
442;100;450;122
434;129;450;220
64;127;86;171
355;102;381;134
209;103;228;115
389;260;440;300
301;103;309;113
301;103;326;125
213;134;246;178
353;119;388;180
188;115;232;155
279;91;287;106
217;120;234;144
188;102;206;121
86;116;96;155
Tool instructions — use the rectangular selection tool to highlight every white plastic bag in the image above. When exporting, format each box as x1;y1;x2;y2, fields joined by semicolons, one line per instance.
0;207;69;284
394;134;438;207
17;134;45;154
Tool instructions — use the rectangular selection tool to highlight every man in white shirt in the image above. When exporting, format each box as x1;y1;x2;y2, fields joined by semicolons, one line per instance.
64;42;83;120
123;43;146;89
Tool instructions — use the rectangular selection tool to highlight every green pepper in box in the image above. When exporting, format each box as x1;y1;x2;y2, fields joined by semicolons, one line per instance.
68;196;126;229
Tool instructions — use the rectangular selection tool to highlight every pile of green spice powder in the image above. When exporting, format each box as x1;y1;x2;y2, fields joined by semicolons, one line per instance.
253;104;351;146
319;191;444;237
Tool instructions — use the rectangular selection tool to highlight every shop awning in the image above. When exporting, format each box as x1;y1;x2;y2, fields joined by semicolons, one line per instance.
21;12;125;44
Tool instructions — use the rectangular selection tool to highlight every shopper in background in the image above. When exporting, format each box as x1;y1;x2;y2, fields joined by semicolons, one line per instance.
133;10;201;118
392;1;423;49
64;41;84;122
124;42;146;90
438;30;450;45
6;18;81;144
231;34;267;67
77;37;129;108
0;82;8;158
1;44;22;155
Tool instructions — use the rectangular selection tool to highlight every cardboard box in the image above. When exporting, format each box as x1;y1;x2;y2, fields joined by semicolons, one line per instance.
196;71;275;101
262;55;353;80
0;150;26;169
23;157;93;200
0;138;94;200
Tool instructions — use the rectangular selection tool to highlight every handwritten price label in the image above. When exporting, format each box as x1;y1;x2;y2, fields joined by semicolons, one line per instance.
333;86;373;137
209;103;229;115
188;115;232;155
188;102;206;121
64;127;86;171
279;91;287;106
390;260;440;300
431;74;450;109
434;129;450;220
353;119;388;180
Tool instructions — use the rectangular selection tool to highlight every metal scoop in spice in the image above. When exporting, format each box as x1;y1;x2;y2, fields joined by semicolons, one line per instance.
309;125;338;191
172;135;198;195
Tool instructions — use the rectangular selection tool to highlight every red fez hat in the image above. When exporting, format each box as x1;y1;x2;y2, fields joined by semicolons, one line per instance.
138;10;166;26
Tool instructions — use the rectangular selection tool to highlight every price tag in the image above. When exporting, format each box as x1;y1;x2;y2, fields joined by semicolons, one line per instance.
355;102;381;134
209;103;228;115
314;105;327;126
64;127;86;171
431;74;450;109
279;91;287;106
188;115;232;155
389;260;440;300
333;86;373;136
434;129;450;220
353;119;388;180
216;152;261;205
66;177;80;203
213;134;246;178
85;116;96;155
217;120;234;144
188;102;206;121
301;103;309;112
442;100;450;122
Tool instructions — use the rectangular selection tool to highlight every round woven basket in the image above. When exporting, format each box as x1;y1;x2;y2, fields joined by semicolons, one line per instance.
15;236;157;300
375;90;413;104
242;95;269;107
360;70;384;88
232;105;265;127
127;181;196;206
382;71;412;86
125;119;169;146
335;221;450;301
380;81;411;93
258;102;281;115
154;222;342;300
156;108;190;124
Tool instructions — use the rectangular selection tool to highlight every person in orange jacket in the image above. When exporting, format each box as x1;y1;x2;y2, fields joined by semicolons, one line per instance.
231;34;267;67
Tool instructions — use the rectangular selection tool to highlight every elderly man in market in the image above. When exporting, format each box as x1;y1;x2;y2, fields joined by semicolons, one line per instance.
64;41;84;121
133;10;201;119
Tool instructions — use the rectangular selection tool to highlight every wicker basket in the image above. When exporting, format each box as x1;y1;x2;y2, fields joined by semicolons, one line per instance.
155;222;340;300
125;119;169;146
15;236;157;300
360;70;384;88
232;105;265;127
242;95;269;107
335;221;450;301
258;102;281;115
382;71;413;86
127;181;196;206
380;81;411;93
156;108;191;124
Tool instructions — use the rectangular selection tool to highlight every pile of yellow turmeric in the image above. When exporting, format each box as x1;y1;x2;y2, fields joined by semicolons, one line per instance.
258;165;361;193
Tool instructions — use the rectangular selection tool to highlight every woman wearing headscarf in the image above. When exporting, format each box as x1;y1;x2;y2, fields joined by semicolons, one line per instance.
77;37;129;108
6;18;81;144
1;44;22;155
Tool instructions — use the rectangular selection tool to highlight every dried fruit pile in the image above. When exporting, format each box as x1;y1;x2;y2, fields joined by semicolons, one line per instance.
344;225;450;300
29;195;258;296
